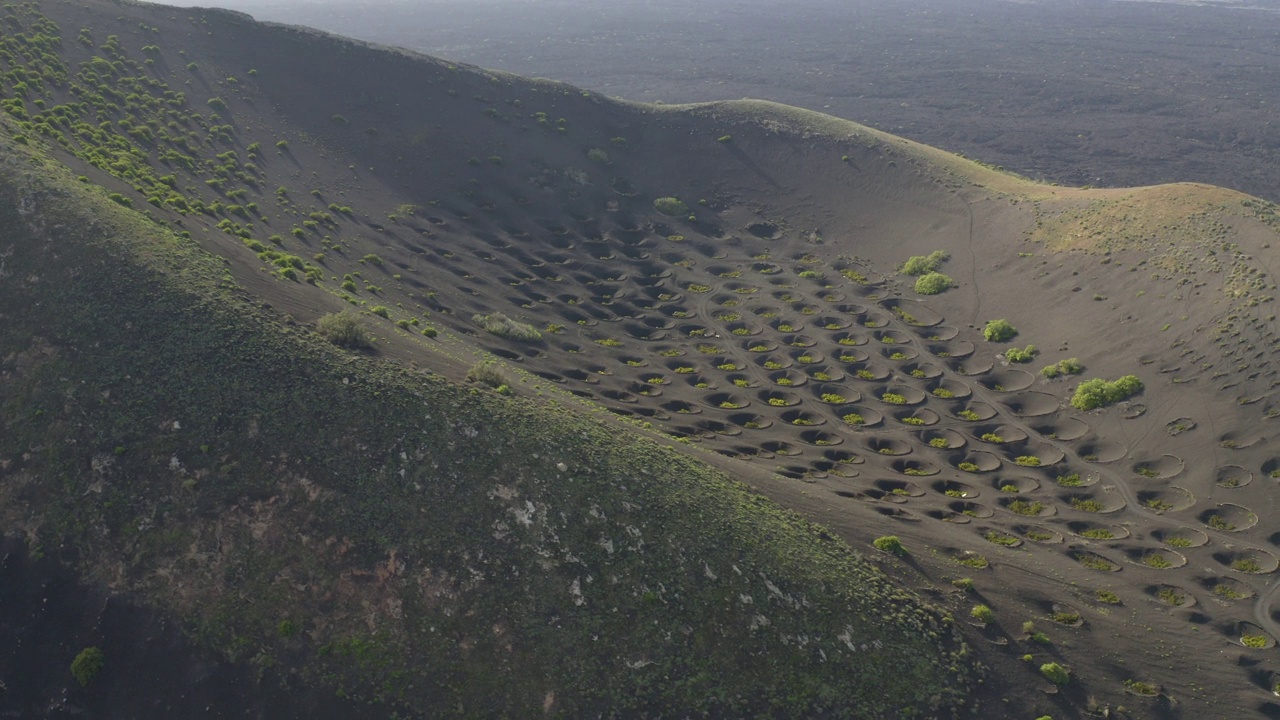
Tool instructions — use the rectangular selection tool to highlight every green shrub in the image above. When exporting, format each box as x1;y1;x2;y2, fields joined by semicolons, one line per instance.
1070;375;1143;410
985;531;1018;546
71;647;105;687
421;326;438;338
317;311;370;349
970;604;995;624
586;148;609;163
1124;679;1158;696
873;535;906;556
370;305;390;319
1233;558;1262;573
1009;500;1046;516
1005;345;1037;363
1070;497;1104;512
467;360;506;388
1040;357;1083;378
473;313;542;342
982;319;1018;342
653;197;689;216
899;250;949;276
914;272;954;295
1040;662;1070;686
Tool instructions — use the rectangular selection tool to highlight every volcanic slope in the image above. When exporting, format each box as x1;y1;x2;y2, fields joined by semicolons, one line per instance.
4;0;1280;717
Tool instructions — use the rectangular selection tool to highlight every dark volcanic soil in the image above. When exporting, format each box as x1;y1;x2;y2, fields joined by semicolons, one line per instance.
0;539;381;719
210;0;1280;202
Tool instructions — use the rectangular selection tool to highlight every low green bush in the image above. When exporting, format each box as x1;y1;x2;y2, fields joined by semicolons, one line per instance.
1071;375;1143;410
71;647;105;687
1124;679;1159;696
1040;662;1070;686
653;196;689;216
873;535;906;556
969;604;995;624
467;360;506;388
1005;344;1037;363
899;250;949;276
914;272;954;295
982;319;1017;342
473;313;542;342
317;311;370;349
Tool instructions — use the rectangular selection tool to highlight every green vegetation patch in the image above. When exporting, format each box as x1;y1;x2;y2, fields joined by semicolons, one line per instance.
473;312;543;342
982;319;1018;343
1039;663;1070;686
317;310;371;349
873;535;907;556
1040;357;1083;378
653;196;689;216
1004;345;1037;363
899;250;949;276
1070;375;1143;411
969;604;994;624
914;272;954;295
70;647;105;687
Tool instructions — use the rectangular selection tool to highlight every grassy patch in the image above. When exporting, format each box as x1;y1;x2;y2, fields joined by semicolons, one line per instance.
1071;375;1143;411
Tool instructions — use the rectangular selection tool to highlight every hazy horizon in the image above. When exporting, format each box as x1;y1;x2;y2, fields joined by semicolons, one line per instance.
147;0;1280;200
